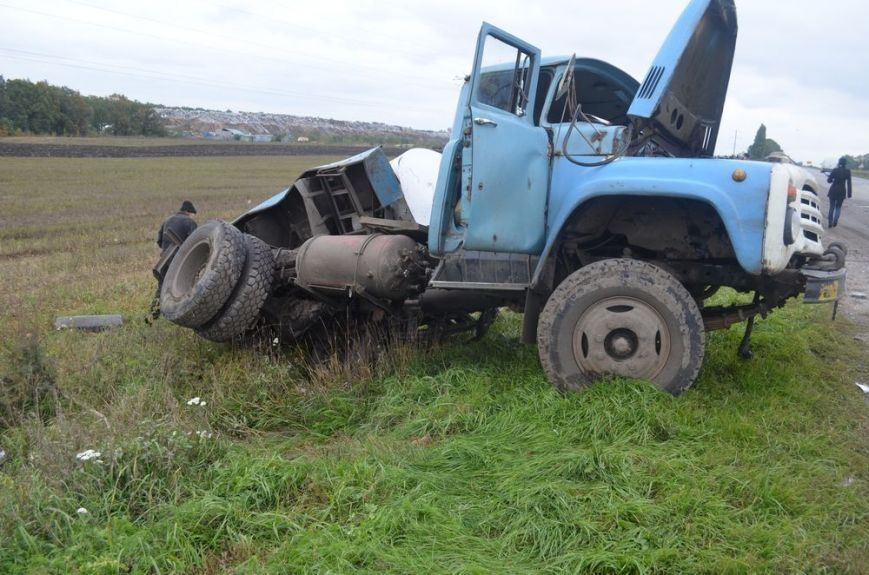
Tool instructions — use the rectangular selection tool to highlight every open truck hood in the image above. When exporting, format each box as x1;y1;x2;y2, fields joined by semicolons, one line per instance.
627;0;737;157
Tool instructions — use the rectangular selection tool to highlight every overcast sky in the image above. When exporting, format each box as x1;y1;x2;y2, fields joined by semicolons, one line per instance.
1;0;867;163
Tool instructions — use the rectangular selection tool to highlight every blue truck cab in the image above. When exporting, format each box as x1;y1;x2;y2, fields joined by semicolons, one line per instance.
425;0;845;392
162;0;846;395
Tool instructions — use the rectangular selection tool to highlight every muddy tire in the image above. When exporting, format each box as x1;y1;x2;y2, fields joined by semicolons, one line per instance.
197;235;276;342
160;220;246;328
537;259;705;395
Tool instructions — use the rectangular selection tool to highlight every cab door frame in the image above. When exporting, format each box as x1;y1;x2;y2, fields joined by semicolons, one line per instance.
462;23;551;255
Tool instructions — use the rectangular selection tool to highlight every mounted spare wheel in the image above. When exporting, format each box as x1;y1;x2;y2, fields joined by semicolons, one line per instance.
197;234;275;342
537;259;705;395
160;220;246;328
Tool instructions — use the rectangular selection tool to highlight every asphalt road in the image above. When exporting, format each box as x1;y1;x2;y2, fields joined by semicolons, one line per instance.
811;169;869;334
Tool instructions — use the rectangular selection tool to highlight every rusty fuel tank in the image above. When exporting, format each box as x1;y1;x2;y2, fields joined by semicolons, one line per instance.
295;234;425;301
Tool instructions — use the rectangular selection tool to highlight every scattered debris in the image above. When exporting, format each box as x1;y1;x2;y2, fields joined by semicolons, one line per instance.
841;476;856;487
55;315;123;331
75;449;102;462
0;448;6;466
854;382;869;394
186;397;207;407
850;292;867;300
76;507;89;515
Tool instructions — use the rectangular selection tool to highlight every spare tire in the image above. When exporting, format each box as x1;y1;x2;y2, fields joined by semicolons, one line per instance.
197;234;275;342
160;220;246;328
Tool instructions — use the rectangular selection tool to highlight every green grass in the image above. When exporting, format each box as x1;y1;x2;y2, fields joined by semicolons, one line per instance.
1;157;867;574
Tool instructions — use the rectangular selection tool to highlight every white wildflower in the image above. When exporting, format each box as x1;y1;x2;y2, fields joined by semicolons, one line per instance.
76;449;101;462
272;337;280;346
196;430;213;439
186;397;206;407
76;507;88;515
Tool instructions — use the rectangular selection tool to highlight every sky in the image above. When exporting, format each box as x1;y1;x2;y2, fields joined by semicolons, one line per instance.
1;0;867;163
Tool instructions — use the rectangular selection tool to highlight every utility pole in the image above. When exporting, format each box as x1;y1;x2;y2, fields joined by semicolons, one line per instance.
732;129;738;157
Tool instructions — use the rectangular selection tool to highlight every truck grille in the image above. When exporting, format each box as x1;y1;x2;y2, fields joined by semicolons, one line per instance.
799;189;824;244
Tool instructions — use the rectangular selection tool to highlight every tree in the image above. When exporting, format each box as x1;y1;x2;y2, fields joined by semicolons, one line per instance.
0;77;165;136
747;123;783;160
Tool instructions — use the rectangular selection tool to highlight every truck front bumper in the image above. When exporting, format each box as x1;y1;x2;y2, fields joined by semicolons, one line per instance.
801;268;847;304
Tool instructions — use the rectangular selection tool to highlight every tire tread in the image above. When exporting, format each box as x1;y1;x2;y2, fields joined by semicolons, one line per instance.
537;259;705;395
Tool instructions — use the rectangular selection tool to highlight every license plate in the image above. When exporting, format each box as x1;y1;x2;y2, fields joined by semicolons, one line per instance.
802;269;846;304
817;281;839;302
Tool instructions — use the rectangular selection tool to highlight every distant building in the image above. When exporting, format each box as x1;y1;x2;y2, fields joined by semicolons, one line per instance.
253;134;273;142
297;136;310;143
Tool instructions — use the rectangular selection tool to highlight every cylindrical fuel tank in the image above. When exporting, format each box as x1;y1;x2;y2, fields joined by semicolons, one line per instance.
295;234;423;301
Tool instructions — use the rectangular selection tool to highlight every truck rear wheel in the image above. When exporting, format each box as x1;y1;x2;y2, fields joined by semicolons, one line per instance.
196;234;276;342
160;220;246;328
537;259;705;395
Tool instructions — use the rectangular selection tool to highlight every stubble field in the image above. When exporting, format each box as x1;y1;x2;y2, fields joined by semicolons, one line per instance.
0;152;867;574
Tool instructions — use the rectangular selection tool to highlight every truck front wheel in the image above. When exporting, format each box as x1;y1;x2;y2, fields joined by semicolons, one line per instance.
537;259;705;395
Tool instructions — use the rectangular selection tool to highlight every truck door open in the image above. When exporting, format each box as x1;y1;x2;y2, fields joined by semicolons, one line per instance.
462;23;550;254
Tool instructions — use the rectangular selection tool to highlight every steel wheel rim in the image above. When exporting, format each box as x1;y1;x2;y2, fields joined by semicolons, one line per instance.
571;296;672;380
170;239;211;298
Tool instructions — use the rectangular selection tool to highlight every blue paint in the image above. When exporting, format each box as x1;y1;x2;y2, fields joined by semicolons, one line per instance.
431;8;757;284
430;22;551;255
315;147;403;208
538;157;772;280
234;188;290;223
363;149;404;208
429;81;472;255
628;0;737;156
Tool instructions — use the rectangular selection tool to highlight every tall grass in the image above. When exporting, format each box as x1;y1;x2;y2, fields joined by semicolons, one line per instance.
1;304;867;574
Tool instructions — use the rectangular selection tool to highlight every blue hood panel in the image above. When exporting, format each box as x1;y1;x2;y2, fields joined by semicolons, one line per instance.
628;0;737;157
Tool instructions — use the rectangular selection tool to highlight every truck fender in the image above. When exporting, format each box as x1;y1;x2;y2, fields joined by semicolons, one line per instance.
531;165;772;289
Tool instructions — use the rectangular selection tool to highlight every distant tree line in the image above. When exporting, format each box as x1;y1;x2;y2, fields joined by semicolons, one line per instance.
0;76;165;137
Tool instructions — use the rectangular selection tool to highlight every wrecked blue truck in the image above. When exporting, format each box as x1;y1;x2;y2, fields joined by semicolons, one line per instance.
158;0;846;394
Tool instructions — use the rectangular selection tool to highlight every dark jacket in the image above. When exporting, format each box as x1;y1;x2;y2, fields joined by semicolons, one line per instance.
827;166;852;200
157;212;197;252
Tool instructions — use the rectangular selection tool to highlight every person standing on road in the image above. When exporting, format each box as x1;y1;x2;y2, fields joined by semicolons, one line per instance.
827;157;852;228
149;201;198;320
